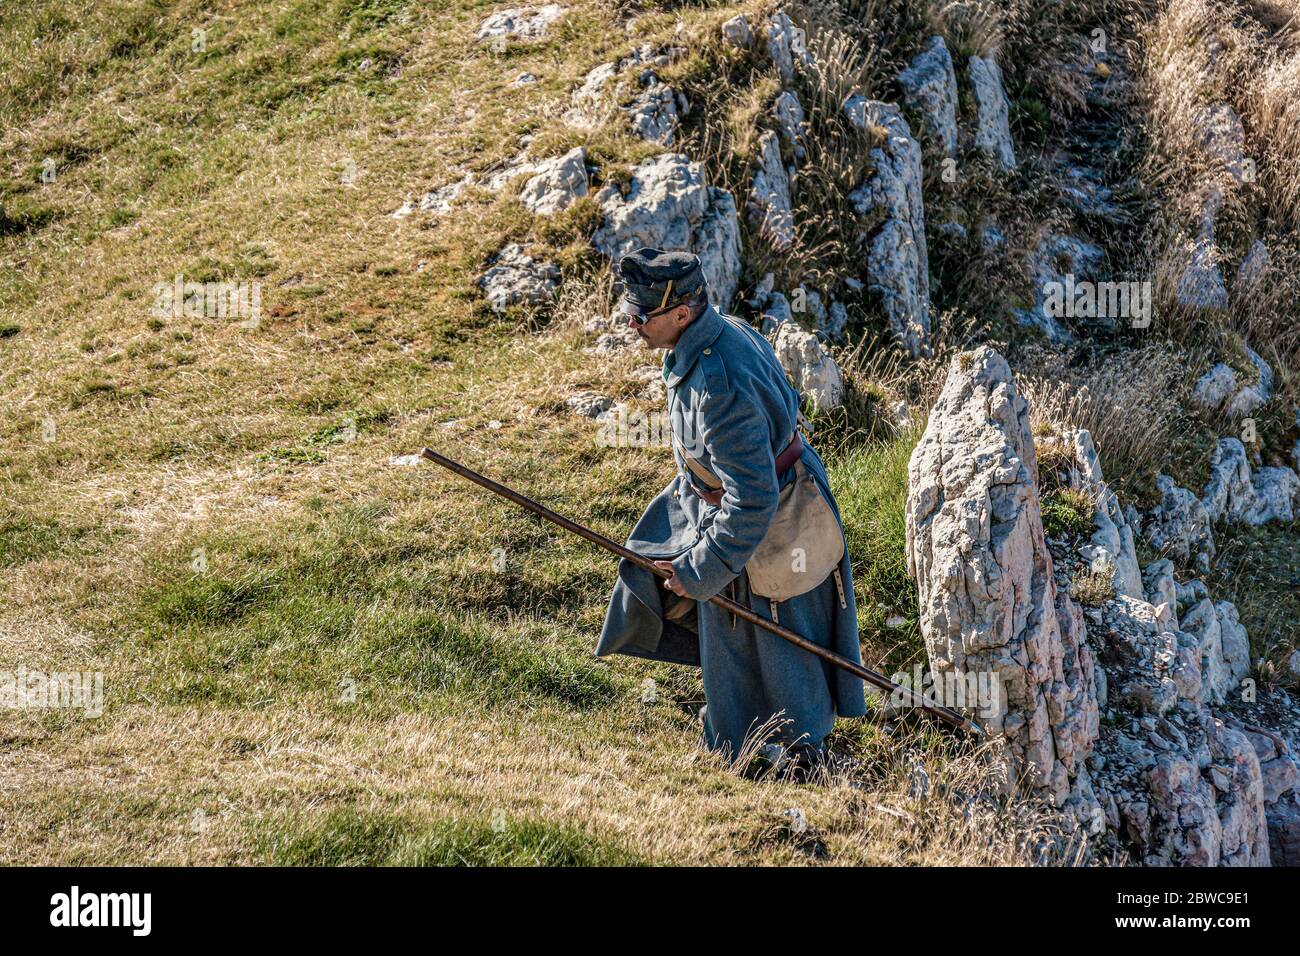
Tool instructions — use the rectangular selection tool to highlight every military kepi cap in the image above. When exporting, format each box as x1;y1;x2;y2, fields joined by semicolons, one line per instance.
616;248;706;316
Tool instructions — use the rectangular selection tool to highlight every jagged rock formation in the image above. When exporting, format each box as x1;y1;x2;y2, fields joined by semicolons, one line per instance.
479;243;561;312
1065;430;1144;601
1202;438;1300;526
897;36;958;157
748;130;795;252
765;12;810;85
1015;232;1105;343
1191;346;1273;419
906;347;1099;814
720;14;753;49
773;90;806;162
477;5;566;41
968;54;1016;169
519;147;589;215
1143;474;1216;571
769;321;843;411
907;347;1300;865
591;152;742;310
567;45;685;145
844;97;931;357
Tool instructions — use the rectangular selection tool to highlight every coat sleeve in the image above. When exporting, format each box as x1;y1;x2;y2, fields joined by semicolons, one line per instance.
671;388;779;600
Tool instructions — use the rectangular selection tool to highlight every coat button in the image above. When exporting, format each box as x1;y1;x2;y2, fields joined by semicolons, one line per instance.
703;348;711;355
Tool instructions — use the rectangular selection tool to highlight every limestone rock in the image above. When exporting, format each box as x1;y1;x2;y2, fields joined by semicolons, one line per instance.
1223;346;1273;419
1194;104;1250;185
758;290;792;336
720;14;753;49
1142;559;1179;628
1252;467;1300;523
1235;239;1270;290
477;5;566;41
1199;437;1299;526
905;347;1097;802
627;81;684;146
773;90;806;159
565;391;614;419
567;45;684;140
591;153;741;309
967;55;1016;169
845;97;931;357
765;12;809;85
1192;363;1237;410
1069;430;1144;601
1268;792;1300;866
518;147;589;215
1144;474;1215;568
479;243;561;313
770;321;843;411
1181;598;1251;704
897;36;958;156
1016;234;1105;343
748;130;795;252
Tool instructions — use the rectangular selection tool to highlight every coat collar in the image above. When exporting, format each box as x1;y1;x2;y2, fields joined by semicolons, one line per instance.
663;304;725;389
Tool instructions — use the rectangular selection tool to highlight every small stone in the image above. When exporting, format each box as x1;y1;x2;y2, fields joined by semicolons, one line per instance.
720;14;753;49
565;392;614;419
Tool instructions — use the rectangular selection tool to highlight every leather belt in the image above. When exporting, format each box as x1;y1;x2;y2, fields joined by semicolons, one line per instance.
687;432;804;506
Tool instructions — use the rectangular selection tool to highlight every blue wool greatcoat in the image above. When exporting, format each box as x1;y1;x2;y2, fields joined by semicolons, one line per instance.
595;305;867;757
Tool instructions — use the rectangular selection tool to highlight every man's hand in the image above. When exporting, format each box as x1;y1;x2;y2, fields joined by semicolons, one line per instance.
653;560;689;597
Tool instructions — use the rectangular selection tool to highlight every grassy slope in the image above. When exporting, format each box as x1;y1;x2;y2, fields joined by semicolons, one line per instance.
0;0;1053;865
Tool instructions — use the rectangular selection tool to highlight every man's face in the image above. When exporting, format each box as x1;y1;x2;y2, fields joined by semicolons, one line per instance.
627;302;692;350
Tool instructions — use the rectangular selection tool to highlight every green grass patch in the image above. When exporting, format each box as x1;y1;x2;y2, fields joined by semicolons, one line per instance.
0;514;93;567
828;430;922;672
252;808;649;866
134;505;621;710
1041;488;1095;538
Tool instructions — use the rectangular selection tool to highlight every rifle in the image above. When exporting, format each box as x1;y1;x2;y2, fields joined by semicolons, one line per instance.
421;448;983;736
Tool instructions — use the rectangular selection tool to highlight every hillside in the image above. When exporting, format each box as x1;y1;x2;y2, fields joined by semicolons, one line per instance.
1;0;1297;865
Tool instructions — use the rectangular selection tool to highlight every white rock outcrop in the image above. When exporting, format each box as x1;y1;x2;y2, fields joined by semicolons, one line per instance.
591;153;741;310
769;321;843;411
773;90;806;161
906;347;1098;808
747;130;795;252
844;97;931;357
897;36;958;156
765;12;810;85
907;347;1293;865
720;14;753;49
477;5;566;41
968;55;1016;169
518;147;589;215
1202;438;1300;526
1144;473;1216;570
479;243;561;313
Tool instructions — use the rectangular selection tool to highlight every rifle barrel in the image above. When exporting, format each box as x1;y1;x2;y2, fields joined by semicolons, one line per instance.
420;447;981;736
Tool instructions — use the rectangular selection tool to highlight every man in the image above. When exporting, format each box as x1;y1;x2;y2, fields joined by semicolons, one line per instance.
596;247;866;773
